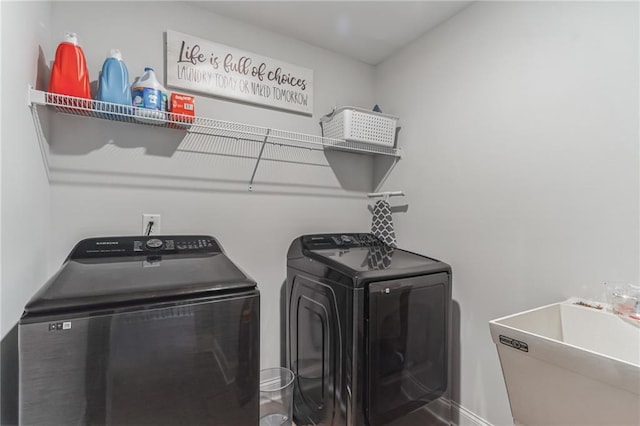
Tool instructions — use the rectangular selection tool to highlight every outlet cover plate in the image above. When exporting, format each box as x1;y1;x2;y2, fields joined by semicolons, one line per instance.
142;214;161;236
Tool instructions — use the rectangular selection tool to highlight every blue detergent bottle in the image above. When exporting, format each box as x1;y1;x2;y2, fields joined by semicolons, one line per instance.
97;49;132;118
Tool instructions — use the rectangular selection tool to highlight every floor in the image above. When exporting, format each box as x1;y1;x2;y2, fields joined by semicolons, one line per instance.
292;409;449;426
388;408;449;426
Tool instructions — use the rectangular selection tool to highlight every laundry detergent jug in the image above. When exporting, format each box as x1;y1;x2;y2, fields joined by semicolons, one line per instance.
97;49;132;119
48;33;91;107
132;67;166;123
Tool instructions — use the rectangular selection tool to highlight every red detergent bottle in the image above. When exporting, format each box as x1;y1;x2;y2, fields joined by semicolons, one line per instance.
48;33;91;104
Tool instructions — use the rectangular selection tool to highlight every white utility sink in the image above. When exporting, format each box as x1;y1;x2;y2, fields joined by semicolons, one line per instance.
490;298;640;426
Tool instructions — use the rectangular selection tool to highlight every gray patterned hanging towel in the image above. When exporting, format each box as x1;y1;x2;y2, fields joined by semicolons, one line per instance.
366;244;395;270
371;199;397;248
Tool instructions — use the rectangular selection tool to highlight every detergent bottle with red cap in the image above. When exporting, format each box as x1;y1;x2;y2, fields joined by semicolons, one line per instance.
48;32;91;103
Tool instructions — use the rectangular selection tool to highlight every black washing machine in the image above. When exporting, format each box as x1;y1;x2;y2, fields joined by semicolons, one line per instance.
285;233;451;426
20;235;259;426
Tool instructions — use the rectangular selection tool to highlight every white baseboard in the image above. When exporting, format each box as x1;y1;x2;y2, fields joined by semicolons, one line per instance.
429;398;494;426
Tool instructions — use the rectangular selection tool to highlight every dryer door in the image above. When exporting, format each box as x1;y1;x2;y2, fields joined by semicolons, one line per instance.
366;273;449;426
289;275;340;425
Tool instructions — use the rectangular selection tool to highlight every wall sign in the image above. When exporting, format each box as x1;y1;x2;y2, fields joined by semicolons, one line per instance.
166;30;314;115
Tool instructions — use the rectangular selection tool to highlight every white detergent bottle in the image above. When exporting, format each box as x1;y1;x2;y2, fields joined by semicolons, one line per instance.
132;67;166;123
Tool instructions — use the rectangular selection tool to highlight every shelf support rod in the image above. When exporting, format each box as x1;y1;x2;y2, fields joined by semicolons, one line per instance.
248;129;271;191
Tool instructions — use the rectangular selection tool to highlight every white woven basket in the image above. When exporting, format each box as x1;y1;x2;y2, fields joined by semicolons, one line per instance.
320;106;399;147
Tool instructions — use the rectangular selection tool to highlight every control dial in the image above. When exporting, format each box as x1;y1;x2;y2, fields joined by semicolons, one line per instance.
146;238;163;249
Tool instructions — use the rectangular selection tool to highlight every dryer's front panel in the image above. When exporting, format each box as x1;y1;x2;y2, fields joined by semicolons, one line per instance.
366;273;450;426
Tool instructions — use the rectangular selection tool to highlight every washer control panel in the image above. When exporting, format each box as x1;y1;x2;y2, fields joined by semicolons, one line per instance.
71;235;221;259
302;233;381;250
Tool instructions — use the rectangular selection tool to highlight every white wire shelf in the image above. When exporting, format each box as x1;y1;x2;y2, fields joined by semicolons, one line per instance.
28;88;402;190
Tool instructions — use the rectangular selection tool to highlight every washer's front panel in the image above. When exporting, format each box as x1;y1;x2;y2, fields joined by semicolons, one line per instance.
20;292;259;426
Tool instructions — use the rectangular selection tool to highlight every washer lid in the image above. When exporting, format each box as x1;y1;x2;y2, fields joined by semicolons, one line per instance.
24;236;256;315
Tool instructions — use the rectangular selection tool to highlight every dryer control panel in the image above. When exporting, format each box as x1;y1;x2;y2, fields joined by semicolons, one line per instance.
69;235;221;259
301;233;381;250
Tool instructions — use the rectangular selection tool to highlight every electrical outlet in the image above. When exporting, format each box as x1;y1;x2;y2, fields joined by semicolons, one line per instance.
142;214;161;236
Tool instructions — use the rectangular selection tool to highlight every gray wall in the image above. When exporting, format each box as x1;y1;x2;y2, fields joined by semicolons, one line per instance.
375;2;639;424
1;1;52;424
46;1;378;374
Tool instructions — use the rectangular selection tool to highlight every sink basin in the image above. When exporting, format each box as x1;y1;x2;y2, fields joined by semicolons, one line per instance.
489;298;640;426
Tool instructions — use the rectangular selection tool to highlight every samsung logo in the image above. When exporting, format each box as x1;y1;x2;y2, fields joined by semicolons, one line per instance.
96;241;119;245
